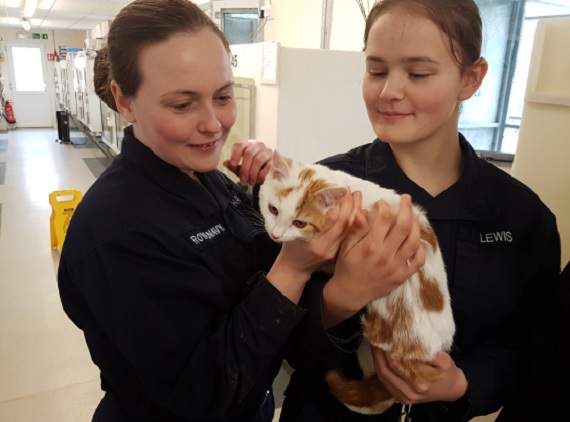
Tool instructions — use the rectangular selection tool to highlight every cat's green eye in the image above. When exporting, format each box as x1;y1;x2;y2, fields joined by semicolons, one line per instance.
269;205;279;216
293;220;307;229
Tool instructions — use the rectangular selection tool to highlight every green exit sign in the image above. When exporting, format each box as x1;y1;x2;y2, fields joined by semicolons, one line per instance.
31;33;48;40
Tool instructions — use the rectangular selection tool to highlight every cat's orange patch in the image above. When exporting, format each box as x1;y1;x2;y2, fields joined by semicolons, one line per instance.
307;178;332;196
294;178;333;233
275;186;294;199
298;168;316;184
385;353;442;383
419;270;444;312
388;296;412;338
363;295;438;382
420;225;437;250
363;296;412;347
363;311;392;345
326;370;393;409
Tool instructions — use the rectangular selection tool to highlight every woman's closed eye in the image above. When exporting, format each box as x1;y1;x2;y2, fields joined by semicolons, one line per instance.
409;73;431;80
367;69;387;78
170;102;194;112
216;94;234;104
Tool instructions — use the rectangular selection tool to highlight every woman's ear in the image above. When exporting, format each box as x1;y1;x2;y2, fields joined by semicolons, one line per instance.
458;57;488;101
111;80;136;123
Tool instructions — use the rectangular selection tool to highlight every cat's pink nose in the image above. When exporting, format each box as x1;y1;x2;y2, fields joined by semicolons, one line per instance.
271;230;282;240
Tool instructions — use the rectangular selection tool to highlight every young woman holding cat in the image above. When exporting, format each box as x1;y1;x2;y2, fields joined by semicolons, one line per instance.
280;0;561;421
57;1;424;421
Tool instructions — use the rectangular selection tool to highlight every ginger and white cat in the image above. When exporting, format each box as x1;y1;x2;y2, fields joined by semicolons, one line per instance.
259;152;455;415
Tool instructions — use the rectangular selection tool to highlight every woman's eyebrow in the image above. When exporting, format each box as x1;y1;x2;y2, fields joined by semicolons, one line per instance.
403;57;440;64
216;82;235;92
160;90;200;99
366;56;440;64
161;82;234;98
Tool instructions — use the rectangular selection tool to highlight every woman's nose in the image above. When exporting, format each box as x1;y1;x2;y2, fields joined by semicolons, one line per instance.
379;75;405;101
198;103;222;133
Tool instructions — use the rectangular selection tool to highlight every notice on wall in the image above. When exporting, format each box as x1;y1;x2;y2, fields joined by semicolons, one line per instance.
261;42;279;85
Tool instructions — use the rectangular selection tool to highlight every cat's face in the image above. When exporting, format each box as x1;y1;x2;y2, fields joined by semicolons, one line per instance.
259;153;347;242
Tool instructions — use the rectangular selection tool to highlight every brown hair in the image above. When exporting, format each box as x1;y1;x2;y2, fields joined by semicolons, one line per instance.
95;0;230;111
364;0;482;70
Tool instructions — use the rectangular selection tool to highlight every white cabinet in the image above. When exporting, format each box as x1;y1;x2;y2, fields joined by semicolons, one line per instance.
72;51;102;135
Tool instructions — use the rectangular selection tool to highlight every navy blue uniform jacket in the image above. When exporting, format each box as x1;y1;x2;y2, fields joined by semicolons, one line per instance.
281;135;561;422
497;260;569;421
58;127;337;421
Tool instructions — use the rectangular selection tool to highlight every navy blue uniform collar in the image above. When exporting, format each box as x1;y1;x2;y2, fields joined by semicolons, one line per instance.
364;133;493;221
120;126;232;215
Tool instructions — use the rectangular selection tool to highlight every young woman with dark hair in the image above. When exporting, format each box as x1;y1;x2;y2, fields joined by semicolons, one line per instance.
280;1;561;421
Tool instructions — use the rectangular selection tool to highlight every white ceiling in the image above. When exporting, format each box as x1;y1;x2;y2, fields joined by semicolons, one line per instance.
2;0;568;32
0;0;132;31
0;0;212;31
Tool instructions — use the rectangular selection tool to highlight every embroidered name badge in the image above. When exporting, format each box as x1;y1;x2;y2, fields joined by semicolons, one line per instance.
188;223;226;246
480;231;513;244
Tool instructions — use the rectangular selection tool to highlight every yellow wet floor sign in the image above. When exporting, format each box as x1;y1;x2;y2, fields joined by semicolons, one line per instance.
49;190;82;253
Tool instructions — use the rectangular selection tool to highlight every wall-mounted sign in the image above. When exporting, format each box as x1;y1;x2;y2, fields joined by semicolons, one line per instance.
31;33;48;40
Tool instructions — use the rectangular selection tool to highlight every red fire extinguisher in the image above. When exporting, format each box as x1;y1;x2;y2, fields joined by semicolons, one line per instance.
4;101;16;124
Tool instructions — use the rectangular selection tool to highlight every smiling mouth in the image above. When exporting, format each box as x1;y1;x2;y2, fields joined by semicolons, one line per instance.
380;112;412;117
187;139;221;150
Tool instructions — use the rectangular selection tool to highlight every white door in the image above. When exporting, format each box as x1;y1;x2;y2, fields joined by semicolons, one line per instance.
7;43;52;127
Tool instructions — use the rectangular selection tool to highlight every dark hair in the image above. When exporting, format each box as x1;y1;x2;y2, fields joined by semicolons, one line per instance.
364;0;482;70
95;0;230;111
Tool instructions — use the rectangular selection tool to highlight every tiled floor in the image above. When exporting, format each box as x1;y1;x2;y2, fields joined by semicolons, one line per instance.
0;128;498;422
0;129;105;422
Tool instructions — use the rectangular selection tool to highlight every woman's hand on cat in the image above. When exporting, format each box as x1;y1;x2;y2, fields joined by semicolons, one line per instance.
223;141;273;185
373;348;469;404
324;195;425;324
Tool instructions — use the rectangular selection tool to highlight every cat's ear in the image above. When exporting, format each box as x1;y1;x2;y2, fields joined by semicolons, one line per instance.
271;151;292;181
314;186;349;209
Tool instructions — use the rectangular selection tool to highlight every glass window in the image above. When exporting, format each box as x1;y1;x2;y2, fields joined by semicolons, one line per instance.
222;9;260;44
11;46;45;92
461;0;570;157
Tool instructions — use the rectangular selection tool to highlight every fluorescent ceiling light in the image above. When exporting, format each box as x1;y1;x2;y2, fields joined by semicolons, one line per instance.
23;0;39;19
0;17;21;25
21;18;31;31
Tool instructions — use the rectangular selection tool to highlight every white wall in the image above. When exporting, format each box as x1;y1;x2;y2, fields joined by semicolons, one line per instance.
329;0;367;51
230;42;375;163
0;27;85;59
262;0;368;52
231;43;279;149
513;102;570;266
277;47;374;163
512;18;570;266
263;0;322;49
